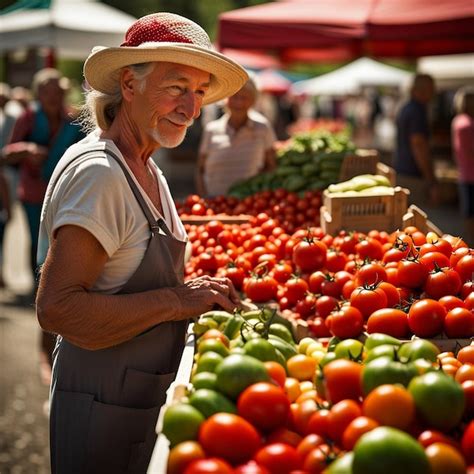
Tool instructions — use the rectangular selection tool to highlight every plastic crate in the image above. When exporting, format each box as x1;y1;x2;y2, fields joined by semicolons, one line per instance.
321;186;410;235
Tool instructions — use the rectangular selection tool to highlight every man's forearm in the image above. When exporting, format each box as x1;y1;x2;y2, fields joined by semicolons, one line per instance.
37;285;182;351
411;136;435;181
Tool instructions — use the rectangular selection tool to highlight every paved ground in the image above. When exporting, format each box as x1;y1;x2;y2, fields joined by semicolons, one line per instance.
0;155;470;474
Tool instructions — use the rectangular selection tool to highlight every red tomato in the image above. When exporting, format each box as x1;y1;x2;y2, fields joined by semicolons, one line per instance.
266;428;302;448
439;295;466;311
462;420;474;465
264;361;286;388
315;295;339;319
418;430;461;451
237;382;290;432
295;294;317;319
328;305;364;339
424;268;462;300
356;262;387;286
308;271;327;293
397;259;429;288
456;254;474;282
233;461;270;474
285;277;310;305
450;247;471;268
292;239;327;273
355;238;384;260
382;246;410;264
378;281;401;307
466;292;474;310
342;416;379;450
306;409;330;438
307;317;332;338
349;286;388;319
254;443;302;474
198;413;261;465
184;458;233;474
325;250;348;272
367;308;409;338
443;307;474;338
321;276;343;298
408;299;447;338
245;275;279;303
222;265;246;291
271;262;293;283
326;399;362;443
323;359;363;404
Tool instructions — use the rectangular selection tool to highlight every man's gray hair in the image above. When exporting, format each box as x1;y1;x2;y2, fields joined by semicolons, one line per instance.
79;62;156;132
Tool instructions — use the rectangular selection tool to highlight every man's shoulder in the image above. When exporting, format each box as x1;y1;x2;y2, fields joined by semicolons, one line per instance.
205;114;228;132
248;110;273;131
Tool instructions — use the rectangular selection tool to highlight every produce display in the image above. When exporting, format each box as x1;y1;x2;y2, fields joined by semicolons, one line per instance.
182;212;473;341
162;305;474;473
227;131;356;197
326;174;393;196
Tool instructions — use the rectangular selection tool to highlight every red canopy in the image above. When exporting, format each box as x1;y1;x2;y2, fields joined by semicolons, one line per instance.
219;48;282;69
218;0;474;59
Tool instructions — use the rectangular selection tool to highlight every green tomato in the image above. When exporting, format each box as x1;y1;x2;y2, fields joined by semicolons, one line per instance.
191;371;217;390
195;351;224;374
243;337;279;362
319;351;338;368
410;358;437;376
215;354;270;400
197;338;230;357
364;333;401;351
334;339;364;360
398;339;440;363
327;336;342;352
364;344;399;363
161;403;205;447
408;371;465;431
362;357;414;394
269;323;294;343
325;452;353;473
353;427;430;474
188;388;237;418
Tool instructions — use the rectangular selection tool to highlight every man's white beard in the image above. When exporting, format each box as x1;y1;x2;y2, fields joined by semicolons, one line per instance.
149;120;193;148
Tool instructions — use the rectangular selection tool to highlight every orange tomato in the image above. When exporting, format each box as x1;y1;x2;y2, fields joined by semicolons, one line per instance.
287;354;318;381
342;416;379;451
167;441;205;474
264;361;286;388
455;364;474;384
285;377;302;402
457;345;474;364
326;399;362;443
425;442;466;474
362;384;415;430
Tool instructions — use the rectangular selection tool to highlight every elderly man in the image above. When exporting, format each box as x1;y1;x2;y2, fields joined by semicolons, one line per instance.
196;75;277;196
35;13;247;474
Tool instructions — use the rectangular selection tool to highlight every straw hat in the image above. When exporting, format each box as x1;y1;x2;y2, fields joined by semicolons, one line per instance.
84;12;248;105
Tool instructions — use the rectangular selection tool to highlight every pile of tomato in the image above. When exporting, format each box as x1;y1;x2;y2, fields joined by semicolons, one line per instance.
163;318;474;474
183;211;474;341
176;190;322;234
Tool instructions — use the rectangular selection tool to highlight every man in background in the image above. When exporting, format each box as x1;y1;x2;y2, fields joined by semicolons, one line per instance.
394;74;440;207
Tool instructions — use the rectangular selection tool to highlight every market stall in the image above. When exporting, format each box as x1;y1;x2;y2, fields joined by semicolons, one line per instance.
218;0;474;59
149;127;474;473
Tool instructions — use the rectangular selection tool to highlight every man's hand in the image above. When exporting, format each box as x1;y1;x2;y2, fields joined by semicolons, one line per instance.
171;275;241;317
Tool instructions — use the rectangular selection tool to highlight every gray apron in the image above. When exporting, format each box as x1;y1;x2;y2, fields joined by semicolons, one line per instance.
47;149;187;473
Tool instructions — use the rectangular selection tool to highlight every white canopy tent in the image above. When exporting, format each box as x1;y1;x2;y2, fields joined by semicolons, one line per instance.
417;53;474;89
291;57;413;96
0;0;136;59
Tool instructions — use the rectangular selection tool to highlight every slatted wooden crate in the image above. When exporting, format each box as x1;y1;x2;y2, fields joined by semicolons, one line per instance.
321;186;409;235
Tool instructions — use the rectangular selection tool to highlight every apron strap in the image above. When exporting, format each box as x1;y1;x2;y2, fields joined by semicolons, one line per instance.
47;146;163;235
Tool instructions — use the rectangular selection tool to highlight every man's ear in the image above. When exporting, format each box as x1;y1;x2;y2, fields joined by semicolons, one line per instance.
121;67;135;102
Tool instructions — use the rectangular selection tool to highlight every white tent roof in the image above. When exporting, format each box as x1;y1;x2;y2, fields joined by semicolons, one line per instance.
417;54;474;89
0;0;136;59
291;57;413;96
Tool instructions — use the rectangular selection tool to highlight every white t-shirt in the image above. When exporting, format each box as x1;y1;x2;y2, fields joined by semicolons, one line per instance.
199;109;276;196
38;132;187;294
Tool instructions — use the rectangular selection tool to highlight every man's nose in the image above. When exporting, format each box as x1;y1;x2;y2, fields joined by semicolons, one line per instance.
178;90;202;120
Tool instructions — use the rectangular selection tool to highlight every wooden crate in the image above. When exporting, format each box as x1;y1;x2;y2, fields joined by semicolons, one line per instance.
339;149;379;182
402;205;443;236
321;186;409;235
181;214;251;226
376;162;396;186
